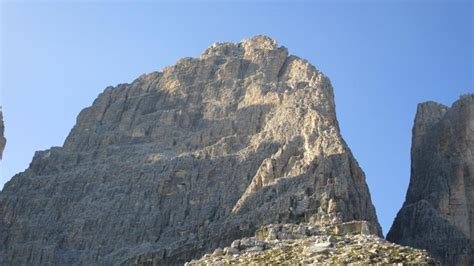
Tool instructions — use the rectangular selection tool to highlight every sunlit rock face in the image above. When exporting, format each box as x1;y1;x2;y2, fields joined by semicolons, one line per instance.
387;94;474;265
0;35;380;265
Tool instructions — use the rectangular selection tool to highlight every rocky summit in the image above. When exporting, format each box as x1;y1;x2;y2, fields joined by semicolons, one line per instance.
188;221;436;265
0;35;381;265
387;94;474;265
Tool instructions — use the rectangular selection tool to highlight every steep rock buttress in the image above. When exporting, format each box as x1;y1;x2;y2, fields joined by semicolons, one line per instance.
387;94;474;265
0;36;381;265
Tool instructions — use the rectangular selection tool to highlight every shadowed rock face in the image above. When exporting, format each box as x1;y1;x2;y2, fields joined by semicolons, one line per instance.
0;110;5;159
0;109;7;160
0;35;381;265
387;94;474;265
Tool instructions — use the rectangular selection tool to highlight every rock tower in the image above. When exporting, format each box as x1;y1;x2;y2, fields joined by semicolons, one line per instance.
0;36;381;265
387;94;473;265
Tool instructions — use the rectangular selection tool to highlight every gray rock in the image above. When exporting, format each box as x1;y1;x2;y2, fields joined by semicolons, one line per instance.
266;227;278;240
275;242;290;249
225;247;239;255
335;220;372;235
230;240;240;249
303;242;332;255
239;238;255;249
387;94;474;265
246;246;263;253
0;35;381;265
254;240;265;247
212;248;224;257
327;235;337;243
0;110;5;159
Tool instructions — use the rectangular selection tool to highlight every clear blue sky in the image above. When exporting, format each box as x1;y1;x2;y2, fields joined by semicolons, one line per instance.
1;0;472;236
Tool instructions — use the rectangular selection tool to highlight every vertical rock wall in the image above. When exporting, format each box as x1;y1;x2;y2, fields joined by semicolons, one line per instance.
0;36;381;265
387;94;473;265
0;110;5;159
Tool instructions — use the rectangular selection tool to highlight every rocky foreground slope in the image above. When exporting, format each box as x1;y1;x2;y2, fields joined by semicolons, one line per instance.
387;94;473;265
0;36;381;265
188;221;436;265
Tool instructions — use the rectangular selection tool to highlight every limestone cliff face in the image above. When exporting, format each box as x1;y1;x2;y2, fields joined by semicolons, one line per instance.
387;94;474;265
0;36;381;265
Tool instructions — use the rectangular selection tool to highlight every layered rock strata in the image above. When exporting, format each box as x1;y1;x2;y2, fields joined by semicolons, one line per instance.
387;94;474;265
0;35;380;265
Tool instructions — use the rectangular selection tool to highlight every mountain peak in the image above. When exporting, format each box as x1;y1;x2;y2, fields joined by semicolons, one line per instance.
200;35;286;60
0;36;380;265
241;35;279;50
